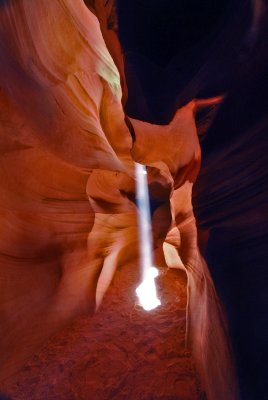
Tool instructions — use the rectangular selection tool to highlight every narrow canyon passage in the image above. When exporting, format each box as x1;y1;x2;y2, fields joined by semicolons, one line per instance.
1;1;267;399
3;263;204;400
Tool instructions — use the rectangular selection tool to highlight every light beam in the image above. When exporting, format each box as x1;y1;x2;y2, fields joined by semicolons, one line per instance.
134;163;161;311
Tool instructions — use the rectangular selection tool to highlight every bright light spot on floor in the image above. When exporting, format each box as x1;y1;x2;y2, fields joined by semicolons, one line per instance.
136;267;161;311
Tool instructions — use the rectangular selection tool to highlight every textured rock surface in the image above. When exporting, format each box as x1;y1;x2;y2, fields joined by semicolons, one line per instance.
0;0;133;381
193;14;268;398
117;2;268;399
3;264;204;400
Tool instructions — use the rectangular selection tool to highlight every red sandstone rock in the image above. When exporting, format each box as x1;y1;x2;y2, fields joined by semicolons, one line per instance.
0;2;238;400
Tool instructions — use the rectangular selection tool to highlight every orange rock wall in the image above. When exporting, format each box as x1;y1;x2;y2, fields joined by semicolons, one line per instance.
0;2;237;399
0;0;134;381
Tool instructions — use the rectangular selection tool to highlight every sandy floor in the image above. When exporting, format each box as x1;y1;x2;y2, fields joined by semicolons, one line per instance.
3;263;205;400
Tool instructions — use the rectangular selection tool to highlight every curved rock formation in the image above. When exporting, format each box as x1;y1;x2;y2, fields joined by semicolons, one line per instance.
193;11;268;398
0;0;132;381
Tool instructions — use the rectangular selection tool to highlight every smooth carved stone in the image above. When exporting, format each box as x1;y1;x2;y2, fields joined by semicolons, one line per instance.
0;0;131;381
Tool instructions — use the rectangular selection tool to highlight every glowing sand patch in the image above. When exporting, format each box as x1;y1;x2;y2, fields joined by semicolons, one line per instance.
135;266;161;311
135;163;161;311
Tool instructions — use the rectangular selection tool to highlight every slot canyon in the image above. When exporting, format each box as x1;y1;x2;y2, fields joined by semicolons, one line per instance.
0;1;268;399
